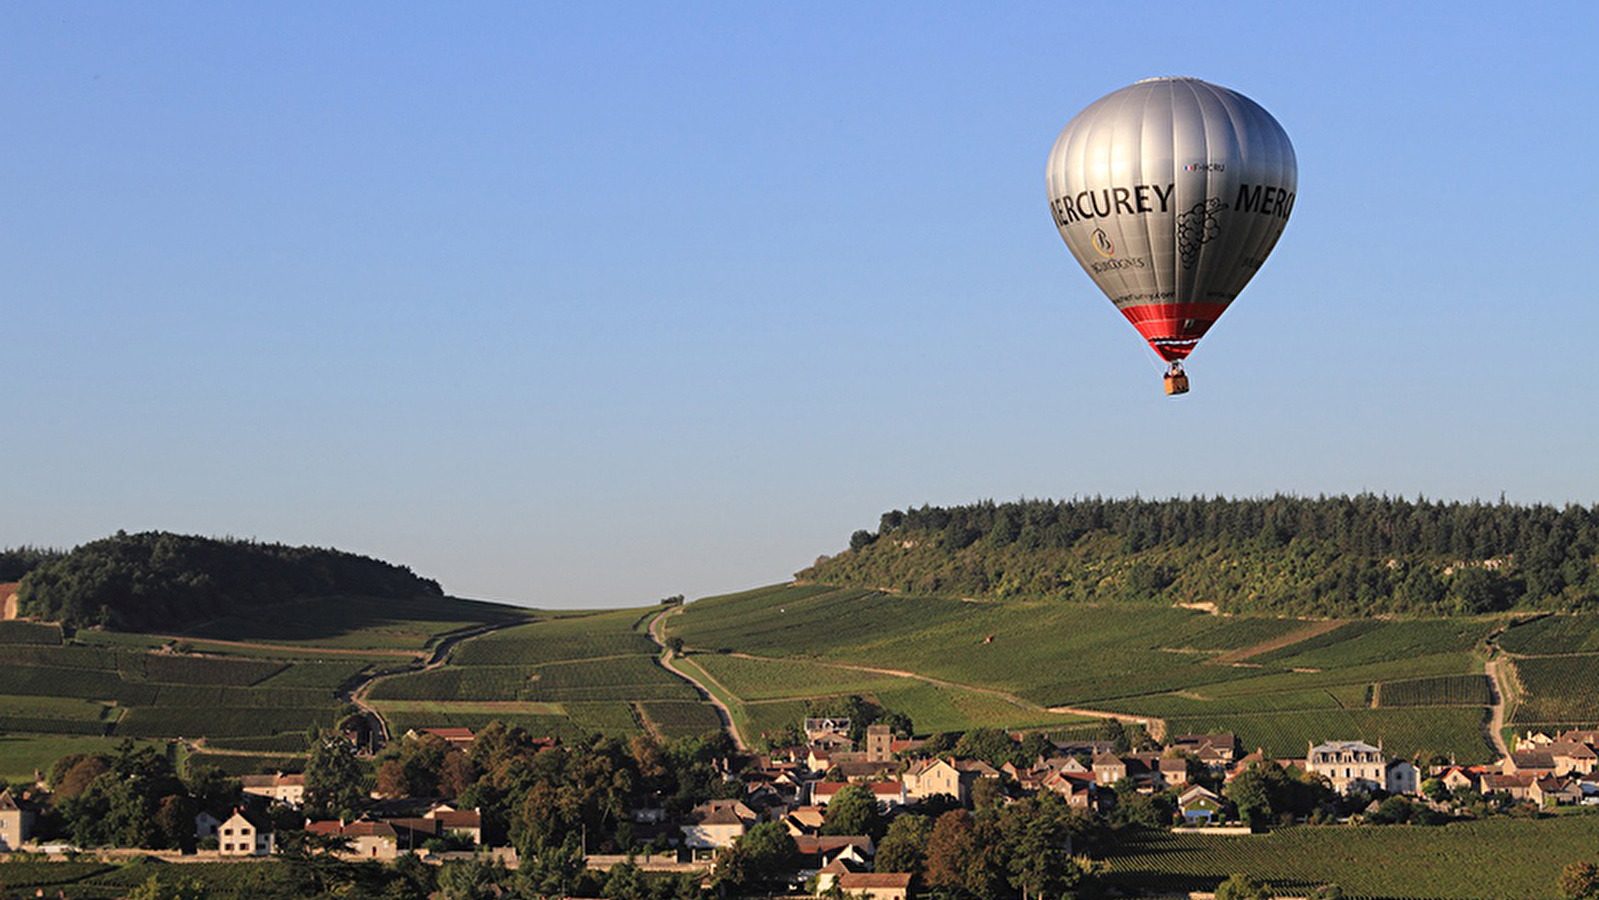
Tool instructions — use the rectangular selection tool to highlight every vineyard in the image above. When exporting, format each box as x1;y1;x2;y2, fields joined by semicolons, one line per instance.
663;584;1502;760
365;604;723;744
0;591;541;778
1102;816;1599;899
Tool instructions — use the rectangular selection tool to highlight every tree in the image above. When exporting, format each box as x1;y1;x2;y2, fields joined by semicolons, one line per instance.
821;784;882;838
304;734;365;816
1225;767;1274;829
875;813;932;876
1562;861;1599;900
436;856;510;900
714;821;797;895
1215;873;1271;900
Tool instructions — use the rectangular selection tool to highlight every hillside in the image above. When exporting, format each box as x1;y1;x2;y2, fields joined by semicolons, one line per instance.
14;531;443;632
798;495;1599;617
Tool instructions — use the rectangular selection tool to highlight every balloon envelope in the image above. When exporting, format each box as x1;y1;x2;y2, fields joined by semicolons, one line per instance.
1046;77;1296;364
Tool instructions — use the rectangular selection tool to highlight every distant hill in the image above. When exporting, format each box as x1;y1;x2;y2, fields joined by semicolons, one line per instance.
799;495;1599;617
14;531;443;631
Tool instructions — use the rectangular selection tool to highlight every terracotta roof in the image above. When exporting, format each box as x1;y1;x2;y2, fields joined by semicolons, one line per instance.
796;835;873;855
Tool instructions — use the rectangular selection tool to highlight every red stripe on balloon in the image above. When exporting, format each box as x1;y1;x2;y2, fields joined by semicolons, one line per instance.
1119;302;1229;362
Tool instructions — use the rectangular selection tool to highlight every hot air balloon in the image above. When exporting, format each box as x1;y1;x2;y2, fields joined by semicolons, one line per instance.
1045;77;1296;395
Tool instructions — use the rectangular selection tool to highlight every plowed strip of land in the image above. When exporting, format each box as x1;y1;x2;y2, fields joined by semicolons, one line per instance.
1209;619;1346;665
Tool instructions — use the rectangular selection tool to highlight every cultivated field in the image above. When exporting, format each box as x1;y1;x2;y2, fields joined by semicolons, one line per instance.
366;605;723;743
0;593;537;777
1102;814;1599;899
664;584;1512;760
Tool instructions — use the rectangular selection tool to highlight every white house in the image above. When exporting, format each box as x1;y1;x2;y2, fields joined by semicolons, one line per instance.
218;810;275;857
1305;741;1387;795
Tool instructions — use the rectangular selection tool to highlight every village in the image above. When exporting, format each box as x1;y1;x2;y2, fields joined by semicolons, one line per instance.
5;716;1599;899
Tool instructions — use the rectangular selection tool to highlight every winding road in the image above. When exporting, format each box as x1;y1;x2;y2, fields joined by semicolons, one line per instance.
646;606;748;750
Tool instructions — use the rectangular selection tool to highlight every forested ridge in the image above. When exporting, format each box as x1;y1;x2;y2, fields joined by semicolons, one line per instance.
11;531;442;630
800;495;1599;617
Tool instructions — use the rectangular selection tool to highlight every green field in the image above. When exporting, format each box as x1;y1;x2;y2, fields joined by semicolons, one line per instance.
365;604;720;742
664;584;1508;760
1102;815;1599;899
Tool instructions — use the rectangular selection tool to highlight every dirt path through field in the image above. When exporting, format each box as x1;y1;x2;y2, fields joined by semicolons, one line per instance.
1484;656;1511;759
713;650;1158;738
344;620;529;748
647;606;748;751
1208;619;1346;666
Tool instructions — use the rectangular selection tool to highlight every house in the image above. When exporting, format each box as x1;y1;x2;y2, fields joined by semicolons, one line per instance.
810;781;906;809
239;772;306;806
1091;752;1128;786
804;717;852;743
680;799;757;850
1176;785;1224;825
1040;770;1096;810
903;758;965;805
425;805;483;845
1501;751;1557;778
794;834;875;872
1386;759;1420;796
1171;732;1239;765
812;857;866;894
1158;756;1191;788
341;820;404;860
0;789;35;850
1439;766;1479;793
1305;741;1387;795
834;872;912;900
408;727;477;752
1481;773;1537;802
218;810;275;856
1547;742;1598;776
783;807;826;836
194;811;223;842
1532;776;1583;807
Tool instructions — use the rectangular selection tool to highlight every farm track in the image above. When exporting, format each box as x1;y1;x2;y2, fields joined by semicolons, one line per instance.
695;647;1154;740
1208;619;1346;666
647;606;748;750
344;620;531;748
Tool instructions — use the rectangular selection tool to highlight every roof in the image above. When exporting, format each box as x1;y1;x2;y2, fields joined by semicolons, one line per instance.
796;835;873;855
1309;740;1382;754
838;873;912;889
224;809;273;830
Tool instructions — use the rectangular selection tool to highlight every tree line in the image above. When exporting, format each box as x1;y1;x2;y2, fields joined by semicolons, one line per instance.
12;530;443;631
805;494;1599;616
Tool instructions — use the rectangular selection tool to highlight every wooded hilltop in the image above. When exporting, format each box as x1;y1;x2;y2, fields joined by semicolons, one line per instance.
799;495;1599;617
4;531;442;631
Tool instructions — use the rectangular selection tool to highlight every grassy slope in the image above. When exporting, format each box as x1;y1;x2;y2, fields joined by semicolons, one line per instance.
0;593;536;777
366;605;723;743
1103;814;1599;899
664;584;1512;761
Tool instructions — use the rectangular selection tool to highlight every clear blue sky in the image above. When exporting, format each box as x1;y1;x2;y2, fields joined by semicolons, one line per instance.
4;2;1595;608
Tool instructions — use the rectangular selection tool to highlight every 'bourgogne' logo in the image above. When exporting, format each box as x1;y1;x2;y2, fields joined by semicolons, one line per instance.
1091;228;1115;258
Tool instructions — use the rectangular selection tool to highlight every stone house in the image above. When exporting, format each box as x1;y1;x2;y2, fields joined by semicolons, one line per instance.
902;758;965;805
1386;759;1420;796
834;872;912;900
218;809;275;856
239;772;306;806
1305;741;1387;795
680;799;757;850
0;789;35;850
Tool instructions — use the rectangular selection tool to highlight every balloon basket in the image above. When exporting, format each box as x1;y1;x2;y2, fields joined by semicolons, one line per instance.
1164;371;1190;396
